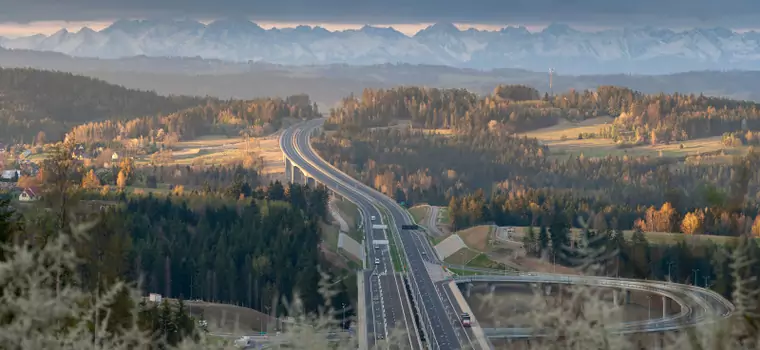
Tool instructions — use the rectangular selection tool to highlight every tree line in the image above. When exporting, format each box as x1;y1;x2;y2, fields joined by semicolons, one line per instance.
0;67;206;144
0;67;321;144
314;126;760;234
66;94;319;144
447;189;760;237
519;215;760;303
0;140;351;346
324;85;760;143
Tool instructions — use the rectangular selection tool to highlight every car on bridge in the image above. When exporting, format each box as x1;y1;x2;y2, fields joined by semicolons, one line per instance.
461;313;472;327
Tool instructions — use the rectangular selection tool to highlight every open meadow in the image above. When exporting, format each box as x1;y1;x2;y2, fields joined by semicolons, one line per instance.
521;117;751;163
127;133;288;185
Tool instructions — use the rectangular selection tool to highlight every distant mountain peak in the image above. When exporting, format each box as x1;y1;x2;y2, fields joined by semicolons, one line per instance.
417;22;460;36
542;23;576;35
206;18;264;33
2;20;760;75
359;25;405;38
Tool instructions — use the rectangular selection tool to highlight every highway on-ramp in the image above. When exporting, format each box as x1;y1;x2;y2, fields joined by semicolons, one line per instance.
282;120;476;349
280;118;734;348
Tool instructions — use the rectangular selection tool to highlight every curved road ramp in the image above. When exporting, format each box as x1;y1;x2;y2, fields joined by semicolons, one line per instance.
279;119;736;348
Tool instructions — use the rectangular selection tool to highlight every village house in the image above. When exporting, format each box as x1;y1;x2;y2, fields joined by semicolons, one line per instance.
0;169;20;181
18;187;40;202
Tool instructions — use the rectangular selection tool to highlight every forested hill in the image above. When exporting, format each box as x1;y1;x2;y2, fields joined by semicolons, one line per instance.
0;68;206;143
0;68;322;144
88;187;337;316
326;85;760;144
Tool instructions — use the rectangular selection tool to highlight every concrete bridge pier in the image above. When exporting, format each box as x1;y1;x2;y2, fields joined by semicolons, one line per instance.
544;284;552;296
625;289;631;304
488;283;496;294
284;157;292;183
293;166;303;184
465;283;473;298
662;295;667;317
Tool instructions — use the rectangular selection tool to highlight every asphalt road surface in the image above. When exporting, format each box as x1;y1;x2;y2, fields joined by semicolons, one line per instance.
282;120;479;349
282;123;421;350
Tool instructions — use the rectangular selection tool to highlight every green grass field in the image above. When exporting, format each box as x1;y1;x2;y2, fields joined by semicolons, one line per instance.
334;200;360;229
466;253;512;270
521;117;750;163
379;208;403;272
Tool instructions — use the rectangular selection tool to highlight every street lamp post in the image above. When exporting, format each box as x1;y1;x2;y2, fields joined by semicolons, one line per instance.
264;306;270;333
553;251;556;274
341;303;346;330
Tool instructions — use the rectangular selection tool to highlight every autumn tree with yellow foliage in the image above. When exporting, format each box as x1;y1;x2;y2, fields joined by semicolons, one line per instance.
680;211;705;235
751;215;760;237
635;202;679;233
116;170;127;189
81;169;101;189
118;157;135;186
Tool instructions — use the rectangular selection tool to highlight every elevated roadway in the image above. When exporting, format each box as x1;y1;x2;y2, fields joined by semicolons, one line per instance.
280;118;734;347
281;123;422;350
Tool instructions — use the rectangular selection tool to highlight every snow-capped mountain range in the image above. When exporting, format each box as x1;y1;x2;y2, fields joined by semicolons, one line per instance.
2;19;760;74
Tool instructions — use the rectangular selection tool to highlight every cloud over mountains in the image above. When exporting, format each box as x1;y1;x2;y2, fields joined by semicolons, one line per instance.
0;0;759;28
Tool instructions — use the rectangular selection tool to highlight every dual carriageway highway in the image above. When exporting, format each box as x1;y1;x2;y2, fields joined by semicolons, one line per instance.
280;118;734;349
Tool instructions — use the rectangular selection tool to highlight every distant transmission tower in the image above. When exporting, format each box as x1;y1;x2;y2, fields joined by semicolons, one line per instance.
549;68;555;97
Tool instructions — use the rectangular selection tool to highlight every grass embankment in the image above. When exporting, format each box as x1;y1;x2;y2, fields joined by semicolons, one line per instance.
443;248;481;265
409;205;428;224
334;199;364;242
437;207;450;224
379;208;404;272
428;235;446;246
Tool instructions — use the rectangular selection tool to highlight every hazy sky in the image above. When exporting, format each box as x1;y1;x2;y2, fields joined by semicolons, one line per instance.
0;0;757;37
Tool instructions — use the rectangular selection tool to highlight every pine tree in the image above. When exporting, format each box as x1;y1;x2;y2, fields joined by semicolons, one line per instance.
538;224;549;256
549;213;571;264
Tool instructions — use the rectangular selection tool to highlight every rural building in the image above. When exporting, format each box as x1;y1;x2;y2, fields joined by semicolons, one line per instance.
18;187;39;202
148;293;163;303
1;169;20;181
